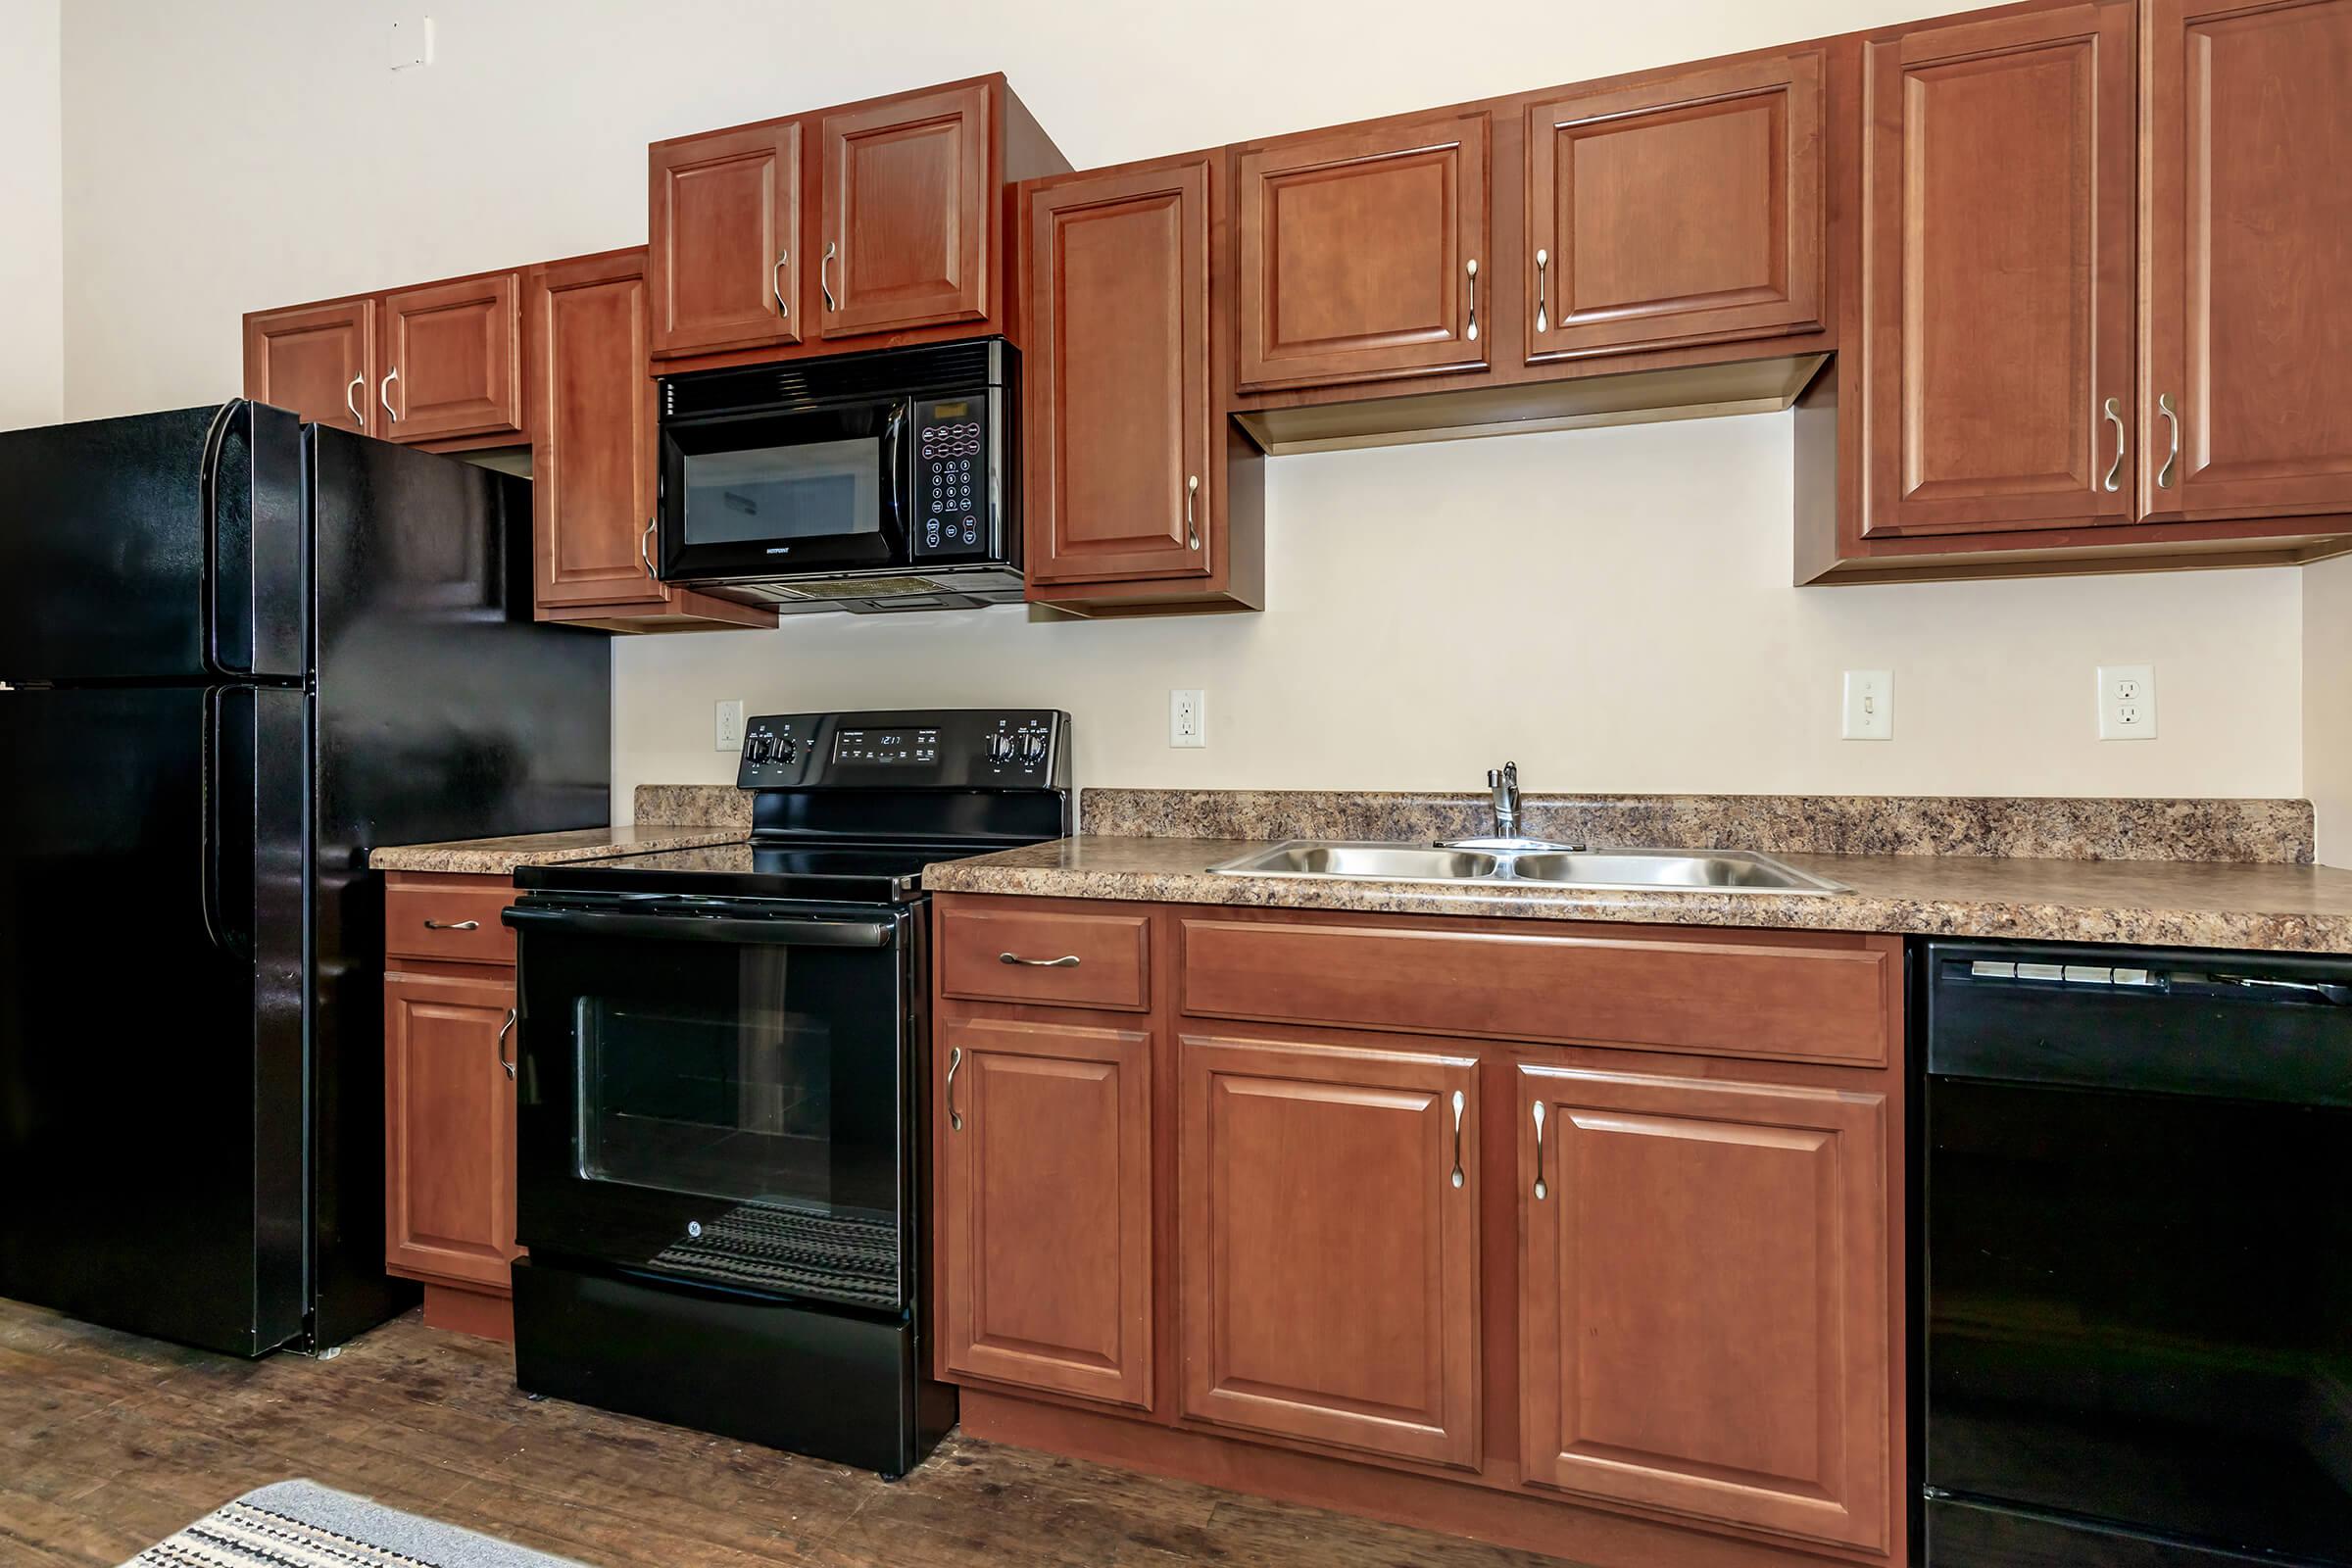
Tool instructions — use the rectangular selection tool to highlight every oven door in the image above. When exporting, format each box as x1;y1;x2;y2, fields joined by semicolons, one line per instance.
658;400;913;582
508;897;917;1313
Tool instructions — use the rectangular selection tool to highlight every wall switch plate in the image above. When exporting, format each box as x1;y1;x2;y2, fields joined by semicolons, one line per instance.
1169;689;1206;748
2097;663;2157;740
714;699;745;753
388;16;434;71
1841;670;1893;740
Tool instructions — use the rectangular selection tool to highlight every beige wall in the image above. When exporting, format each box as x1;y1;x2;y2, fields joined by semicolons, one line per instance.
1;0;64;430
2308;556;2352;867
49;0;2321;827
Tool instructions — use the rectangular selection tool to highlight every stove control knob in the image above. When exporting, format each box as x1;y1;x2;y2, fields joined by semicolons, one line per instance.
745;735;774;764
774;736;798;765
985;732;1013;765
1018;732;1047;766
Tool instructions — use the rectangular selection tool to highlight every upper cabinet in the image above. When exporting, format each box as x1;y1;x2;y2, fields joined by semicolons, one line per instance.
377;271;525;445
1234;111;1492;393
648;122;803;358
243;297;374;432
1524;52;1825;363
2139;0;2352;524
818;83;993;339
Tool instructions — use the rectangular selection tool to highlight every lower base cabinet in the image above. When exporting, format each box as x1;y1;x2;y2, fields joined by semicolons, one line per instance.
933;893;1906;1568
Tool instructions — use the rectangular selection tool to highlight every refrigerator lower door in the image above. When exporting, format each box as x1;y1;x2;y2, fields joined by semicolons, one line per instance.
0;683;308;1355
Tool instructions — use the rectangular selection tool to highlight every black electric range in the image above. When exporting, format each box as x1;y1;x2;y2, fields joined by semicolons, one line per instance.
502;710;1069;1479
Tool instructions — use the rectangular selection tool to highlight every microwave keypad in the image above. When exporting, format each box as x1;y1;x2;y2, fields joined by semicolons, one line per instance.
915;402;988;560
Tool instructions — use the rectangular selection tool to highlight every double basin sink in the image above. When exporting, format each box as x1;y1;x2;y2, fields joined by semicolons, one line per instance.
1208;841;1844;895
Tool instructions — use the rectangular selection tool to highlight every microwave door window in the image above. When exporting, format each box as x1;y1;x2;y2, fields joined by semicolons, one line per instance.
682;439;882;547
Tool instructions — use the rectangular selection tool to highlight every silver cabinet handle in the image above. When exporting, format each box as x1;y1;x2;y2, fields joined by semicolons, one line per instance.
2101;397;2125;493
773;250;790;318
497;1008;516;1082
639;516;658;578
1534;249;1549;335
1449;1089;1466;1190
2157;393;2180;490
946;1046;964;1132
345;374;366;426
1532;1100;1548;1200
422;918;480;931
999;953;1080;967
1185;474;1200;551
820;241;839;313
380;367;401;423
1464;259;1479;343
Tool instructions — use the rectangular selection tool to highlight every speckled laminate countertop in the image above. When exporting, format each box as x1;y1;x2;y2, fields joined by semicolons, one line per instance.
369;823;748;875
920;836;2352;954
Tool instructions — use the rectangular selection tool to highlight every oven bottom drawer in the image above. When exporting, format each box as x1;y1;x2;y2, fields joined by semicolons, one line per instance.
513;1257;955;1478
1925;1495;2320;1567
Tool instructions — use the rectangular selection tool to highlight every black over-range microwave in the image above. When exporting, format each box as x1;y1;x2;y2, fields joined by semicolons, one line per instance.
655;338;1018;613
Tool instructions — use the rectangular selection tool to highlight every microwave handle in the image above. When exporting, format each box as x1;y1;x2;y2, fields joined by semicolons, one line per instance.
885;404;906;531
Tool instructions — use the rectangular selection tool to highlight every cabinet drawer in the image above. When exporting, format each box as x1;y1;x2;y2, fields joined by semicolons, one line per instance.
386;882;517;966
939;906;1150;1011
1179;919;1889;1067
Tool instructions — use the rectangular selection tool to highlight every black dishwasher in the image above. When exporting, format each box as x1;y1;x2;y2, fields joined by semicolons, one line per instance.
1917;941;2352;1567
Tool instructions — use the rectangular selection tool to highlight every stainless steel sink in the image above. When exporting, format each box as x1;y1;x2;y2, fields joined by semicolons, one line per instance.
1207;840;1843;894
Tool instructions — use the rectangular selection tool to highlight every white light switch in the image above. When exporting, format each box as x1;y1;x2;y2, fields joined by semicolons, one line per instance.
714;699;745;753
2097;664;2157;740
1842;670;1893;741
1169;689;1206;749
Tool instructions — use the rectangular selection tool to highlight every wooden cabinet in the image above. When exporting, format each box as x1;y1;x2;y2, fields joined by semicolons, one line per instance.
524;249;773;632
242;297;373;431
382;871;525;1341
1518;1064;1890;1550
1235;111;1492;393
939;1015;1153;1409
1860;2;2137;538
1178;1034;1480;1469
648;122;802;358
1524;52;1824;363
376;271;524;445
818;82;994;339
2139;0;2352;523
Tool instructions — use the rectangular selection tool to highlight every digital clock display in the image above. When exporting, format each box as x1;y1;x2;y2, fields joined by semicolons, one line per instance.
833;726;940;765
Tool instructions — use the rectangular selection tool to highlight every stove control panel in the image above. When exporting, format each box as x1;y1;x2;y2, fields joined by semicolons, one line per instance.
738;710;1069;790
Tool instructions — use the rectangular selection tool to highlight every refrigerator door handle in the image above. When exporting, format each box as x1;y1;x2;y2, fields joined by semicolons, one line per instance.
197;400;253;680
198;685;253;958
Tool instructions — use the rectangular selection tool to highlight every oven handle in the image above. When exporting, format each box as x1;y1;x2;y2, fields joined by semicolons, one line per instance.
503;905;897;948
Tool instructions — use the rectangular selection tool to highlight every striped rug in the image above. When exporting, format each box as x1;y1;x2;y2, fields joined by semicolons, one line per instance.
122;1481;589;1568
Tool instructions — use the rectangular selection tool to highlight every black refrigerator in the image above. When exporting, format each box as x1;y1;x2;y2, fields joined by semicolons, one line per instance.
0;401;611;1357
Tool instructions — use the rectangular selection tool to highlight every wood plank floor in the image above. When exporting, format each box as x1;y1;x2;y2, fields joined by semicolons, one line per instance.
0;1298;1574;1568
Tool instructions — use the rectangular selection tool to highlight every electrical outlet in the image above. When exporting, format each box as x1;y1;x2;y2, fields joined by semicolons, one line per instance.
1169;689;1206;749
2097;664;2157;740
1841;670;1893;741
714;700;745;753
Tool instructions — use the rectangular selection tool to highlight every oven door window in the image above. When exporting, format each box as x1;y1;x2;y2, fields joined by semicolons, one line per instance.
660;404;908;579
514;910;908;1311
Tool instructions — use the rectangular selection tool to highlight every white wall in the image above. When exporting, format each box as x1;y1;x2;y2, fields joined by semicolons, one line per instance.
51;0;2319;825
2308;556;2352;867
1;0;64;430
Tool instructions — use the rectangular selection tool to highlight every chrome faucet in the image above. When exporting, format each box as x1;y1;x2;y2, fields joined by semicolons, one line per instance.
1489;761;1522;842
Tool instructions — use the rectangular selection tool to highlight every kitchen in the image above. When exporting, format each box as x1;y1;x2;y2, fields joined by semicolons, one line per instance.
3;1;2351;1567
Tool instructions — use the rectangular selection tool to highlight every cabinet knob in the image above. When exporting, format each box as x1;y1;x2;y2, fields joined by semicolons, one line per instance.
773;250;790;318
1464;259;1479;343
2157;393;2180;491
379;367;401;424
345;374;366;427
2101;397;2126;493
1186;474;1200;551
1534;249;1549;335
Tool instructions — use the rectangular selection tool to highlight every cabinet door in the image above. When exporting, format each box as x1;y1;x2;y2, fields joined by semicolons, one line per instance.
1026;160;1213;587
527;251;668;613
243;298;375;432
1235;112;1490;393
376;271;523;444
1179;1035;1479;1468
940;1015;1153;1409
817;83;992;339
648;121;803;358
2141;0;2352;522
1861;3;2135;536
1519;1064;1889;1550
1525;53;1824;363
385;970;520;1292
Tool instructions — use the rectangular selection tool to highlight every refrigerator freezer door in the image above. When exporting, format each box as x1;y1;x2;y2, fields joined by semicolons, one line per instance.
0;683;308;1355
0;403;307;683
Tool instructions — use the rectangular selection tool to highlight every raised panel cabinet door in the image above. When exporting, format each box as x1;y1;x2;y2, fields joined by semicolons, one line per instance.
385;972;519;1292
1179;1035;1480;1469
648;121;803;358
376;271;524;444
818;83;993;339
1518;1064;1890;1550
242;298;375;432
1236;112;1491;393
1026;161;1213;587
940;1016;1153;1409
2141;0;2352;521
1861;2;2136;536
527;251;669;613
1525;52;1825;363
